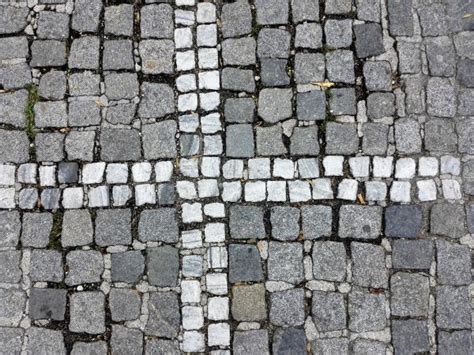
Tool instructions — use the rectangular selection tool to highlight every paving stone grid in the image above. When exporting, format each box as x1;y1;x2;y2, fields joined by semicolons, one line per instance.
0;0;473;353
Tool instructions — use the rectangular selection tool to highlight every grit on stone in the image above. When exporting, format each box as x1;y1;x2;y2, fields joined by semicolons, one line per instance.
0;0;472;353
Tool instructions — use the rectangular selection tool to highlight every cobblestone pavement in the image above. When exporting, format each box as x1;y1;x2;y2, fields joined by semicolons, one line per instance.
0;0;473;353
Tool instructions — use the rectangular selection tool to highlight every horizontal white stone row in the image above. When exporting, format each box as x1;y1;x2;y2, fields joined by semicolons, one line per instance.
219;155;462;181
0;161;175;187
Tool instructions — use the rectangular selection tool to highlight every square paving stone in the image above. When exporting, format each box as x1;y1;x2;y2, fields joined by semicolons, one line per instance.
302;205;332;239
457;58;474;88
72;0;102;33
69;37;100;70
418;4;448;36
222;38;256;66
221;0;252;38
221;68;255;92
273;328;307;354
138;209;179;243
425;36;456;77
329;88;356;116
95;209;132;246
139;83;175;118
21;212;52;248
103;40;134;70
391;272;430;317
69;292;105;335
0;90;27;127
367;92;395;119
295;53;325;84
339;205;382;239
354;23;384;58
260;59;290;86
292;0;319;23
231;284;266;321
114;326;146;355
145;339;180;355
224;98;255;123
142;121;177;159
71;342;107;354
26;328;65;354
270;207;300;241
30;40;67;67
391;240;433;270
325;122;358;155
141;4;173;39
226;124;255;158
111;251;145;284
426;77;456;118
0;6;28;34
395;118;422;154
229;244;263;283
425;118;458;152
145;291;180;338
106;103;136;125
0;36;28;60
39;71;66;100
436;240;471;286
364;61;392;91
384;205;422;238
326;50;355;84
100;128;142;161
233;330;269;355
65;131;95;161
256;125;287;156
297;90;326;121
0;250;21;283
268;242;304;284
111;325;143;355
258;88;292;123
109;288;141;322
314;241;347;280
438;330;473;355
348;291;386;332
467;204;474;234
0;130;29;164
139;40;174;74
0;62;32;90
437;286;471;330
387;0;413;36
362;122;388;155
35;132;64;162
295;22;322;49
65;250;103;286
270;289;305;327
68;72;100;97
105;4;134;37
147;246;179;287
255;0;288;24
325;0;352;14
351;242;388;289
457;118;474;154
290;126;320;156
351;339;387;354
392;320;430;354
104;73;139;100
29;288;67;321
61;210;93;247
257;28;291;59
430;203;465;239
325;19;353;48
68;100;101;126
30;250;63;282
0;327;23;354
0;288;26;327
312;291;346;332
312;338;349;354
37;11;69;39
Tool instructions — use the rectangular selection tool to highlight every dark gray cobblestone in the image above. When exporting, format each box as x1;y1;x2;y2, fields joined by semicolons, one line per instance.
0;0;472;353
